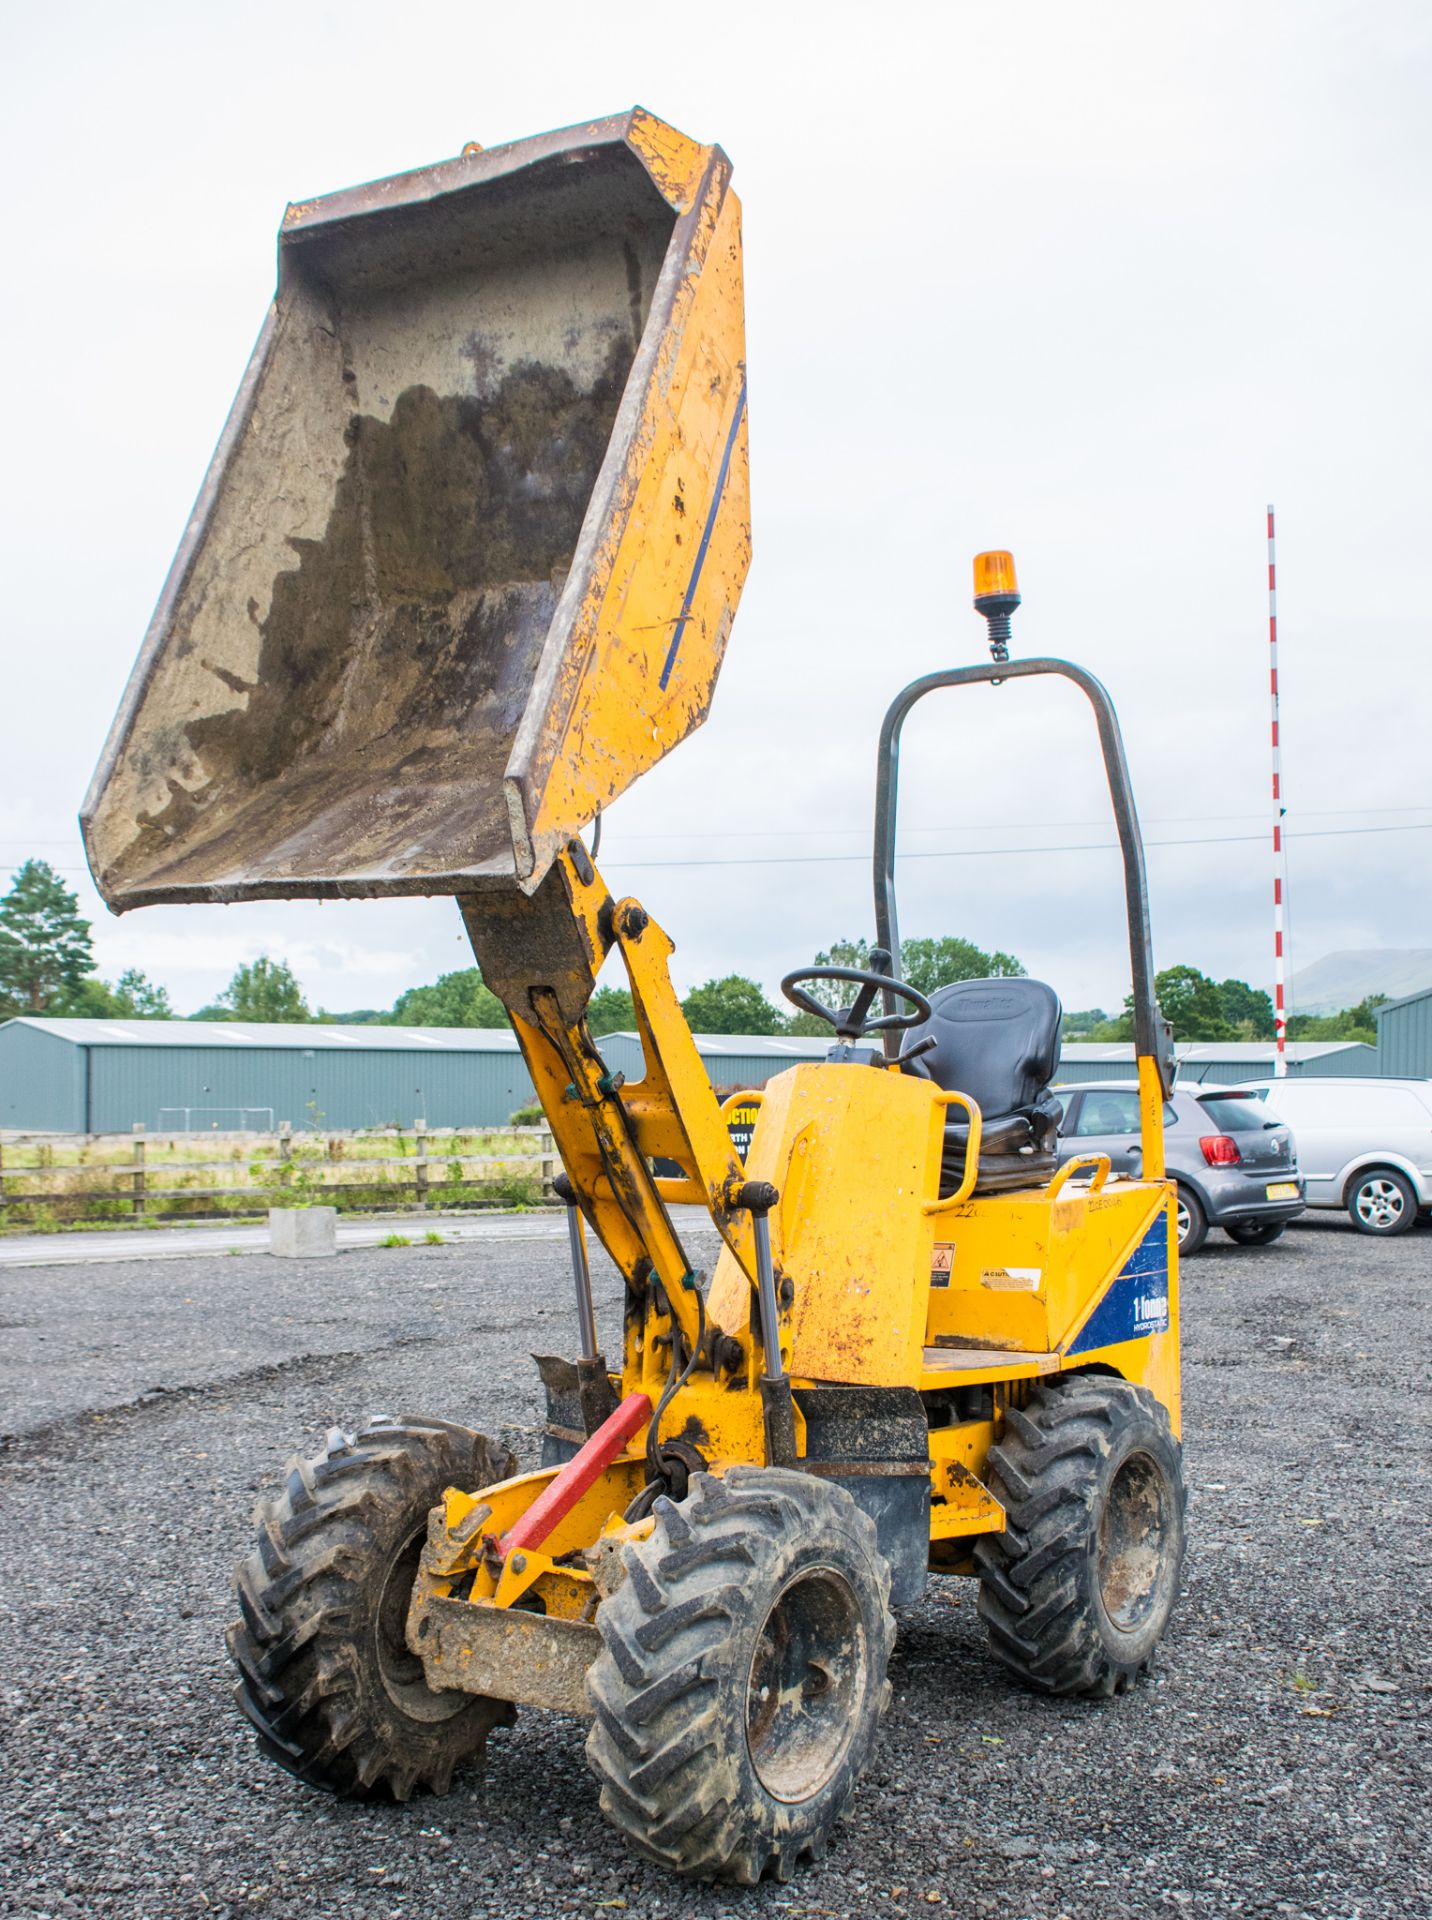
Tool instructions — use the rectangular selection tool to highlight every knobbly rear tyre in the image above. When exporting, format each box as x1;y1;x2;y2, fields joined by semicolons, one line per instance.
975;1376;1186;1697
227;1415;517;1800
585;1466;895;1884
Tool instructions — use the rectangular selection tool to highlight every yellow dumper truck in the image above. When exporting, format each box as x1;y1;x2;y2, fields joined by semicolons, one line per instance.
83;109;1184;1885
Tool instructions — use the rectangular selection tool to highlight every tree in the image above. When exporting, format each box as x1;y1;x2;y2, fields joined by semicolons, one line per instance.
0;860;96;1014
386;968;506;1028
1215;977;1274;1040
53;971;171;1018
682;974;783;1035
793;934;1025;1019
783;1005;837;1036
587;986;636;1036
901;936;1025;996
1287;993;1386;1046
112;968;173;1018
204;955;311;1023
1061;1008;1110;1038
60;977;127;1018
1114;964;1232;1042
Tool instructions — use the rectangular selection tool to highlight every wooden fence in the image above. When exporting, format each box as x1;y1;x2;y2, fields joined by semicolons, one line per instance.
0;1121;557;1228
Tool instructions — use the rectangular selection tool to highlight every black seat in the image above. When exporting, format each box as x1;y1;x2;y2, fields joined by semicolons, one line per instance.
904;978;1063;1195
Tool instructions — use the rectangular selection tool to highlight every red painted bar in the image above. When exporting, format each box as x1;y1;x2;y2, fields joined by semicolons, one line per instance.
498;1390;653;1557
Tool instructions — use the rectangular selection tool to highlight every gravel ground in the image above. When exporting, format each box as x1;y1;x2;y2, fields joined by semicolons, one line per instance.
1;1215;1428;1919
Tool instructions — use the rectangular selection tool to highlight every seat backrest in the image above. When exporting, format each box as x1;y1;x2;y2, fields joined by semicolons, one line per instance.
906;978;1062;1118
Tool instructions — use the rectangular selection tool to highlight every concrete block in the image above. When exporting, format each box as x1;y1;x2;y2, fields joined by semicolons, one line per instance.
269;1206;338;1258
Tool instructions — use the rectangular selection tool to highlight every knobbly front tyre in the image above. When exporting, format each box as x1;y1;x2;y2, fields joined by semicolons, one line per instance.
226;1415;517;1800
585;1466;895;1884
975;1376;1186;1697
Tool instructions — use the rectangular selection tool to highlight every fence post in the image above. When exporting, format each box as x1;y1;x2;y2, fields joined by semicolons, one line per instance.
415;1119;429;1212
132;1123;146;1219
0;1138;6;1222
539;1127;556;1195
276;1121;293;1207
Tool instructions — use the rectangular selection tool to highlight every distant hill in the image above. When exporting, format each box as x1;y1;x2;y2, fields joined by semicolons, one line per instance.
1291;949;1432;1015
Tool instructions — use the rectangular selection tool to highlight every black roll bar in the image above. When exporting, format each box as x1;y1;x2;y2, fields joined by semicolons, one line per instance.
871;657;1174;1091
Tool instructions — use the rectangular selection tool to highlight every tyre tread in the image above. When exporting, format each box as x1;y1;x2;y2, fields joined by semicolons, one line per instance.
585;1466;895;1882
225;1416;516;1801
976;1377;1185;1698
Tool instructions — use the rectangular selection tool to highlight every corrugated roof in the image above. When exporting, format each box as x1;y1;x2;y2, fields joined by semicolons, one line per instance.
601;1030;831;1058
0;1018;520;1052
1059;1040;1372;1062
8;1020;1369;1067
689;1033;830;1058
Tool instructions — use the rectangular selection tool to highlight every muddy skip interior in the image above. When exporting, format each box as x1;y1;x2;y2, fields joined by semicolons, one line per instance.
89;147;675;904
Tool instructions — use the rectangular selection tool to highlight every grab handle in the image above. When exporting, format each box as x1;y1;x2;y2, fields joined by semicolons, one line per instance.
719;1089;765;1122
923;1091;983;1213
1046;1153;1112;1200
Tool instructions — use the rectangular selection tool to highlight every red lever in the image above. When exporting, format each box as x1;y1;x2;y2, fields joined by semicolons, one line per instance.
498;1390;652;1558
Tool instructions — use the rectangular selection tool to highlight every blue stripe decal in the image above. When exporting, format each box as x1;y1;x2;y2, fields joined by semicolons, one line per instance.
1066;1217;1170;1355
657;377;748;692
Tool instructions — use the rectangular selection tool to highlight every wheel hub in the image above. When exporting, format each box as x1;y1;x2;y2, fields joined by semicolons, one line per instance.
1097;1451;1171;1634
746;1567;866;1802
1356;1179;1404;1228
376;1523;468;1723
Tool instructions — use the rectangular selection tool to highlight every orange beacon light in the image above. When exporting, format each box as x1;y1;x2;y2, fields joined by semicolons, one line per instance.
973;549;1021;662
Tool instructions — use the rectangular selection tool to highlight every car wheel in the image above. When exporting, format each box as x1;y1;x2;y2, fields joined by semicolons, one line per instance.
1347;1168;1418;1237
1174;1186;1207;1256
1225;1221;1285;1247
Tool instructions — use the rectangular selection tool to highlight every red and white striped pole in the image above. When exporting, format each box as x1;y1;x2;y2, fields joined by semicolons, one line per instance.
1268;504;1288;1077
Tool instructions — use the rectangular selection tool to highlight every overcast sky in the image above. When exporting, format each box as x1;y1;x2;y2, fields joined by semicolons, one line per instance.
4;1;1429;1020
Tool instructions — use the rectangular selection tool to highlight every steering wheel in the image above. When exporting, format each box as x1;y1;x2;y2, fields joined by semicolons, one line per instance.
780;949;932;1042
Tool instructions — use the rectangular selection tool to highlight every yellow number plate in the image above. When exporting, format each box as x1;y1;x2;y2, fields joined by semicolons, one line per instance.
1265;1182;1300;1201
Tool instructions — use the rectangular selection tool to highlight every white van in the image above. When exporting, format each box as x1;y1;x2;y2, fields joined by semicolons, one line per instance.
1230;1076;1432;1236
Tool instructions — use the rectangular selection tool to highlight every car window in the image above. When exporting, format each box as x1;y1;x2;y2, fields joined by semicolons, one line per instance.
1198;1093;1277;1133
1075;1090;1141;1136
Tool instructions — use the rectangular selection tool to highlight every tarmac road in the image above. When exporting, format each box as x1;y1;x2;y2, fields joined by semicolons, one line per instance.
1;1215;1428;1919
0;1209;599;1271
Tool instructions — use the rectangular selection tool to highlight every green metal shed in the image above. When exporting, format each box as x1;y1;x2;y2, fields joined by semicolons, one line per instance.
0;1019;537;1135
1375;987;1432;1079
596;1031;831;1092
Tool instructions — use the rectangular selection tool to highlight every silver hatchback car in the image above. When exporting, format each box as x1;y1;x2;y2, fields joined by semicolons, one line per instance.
1054;1082;1305;1254
1229;1076;1432;1235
